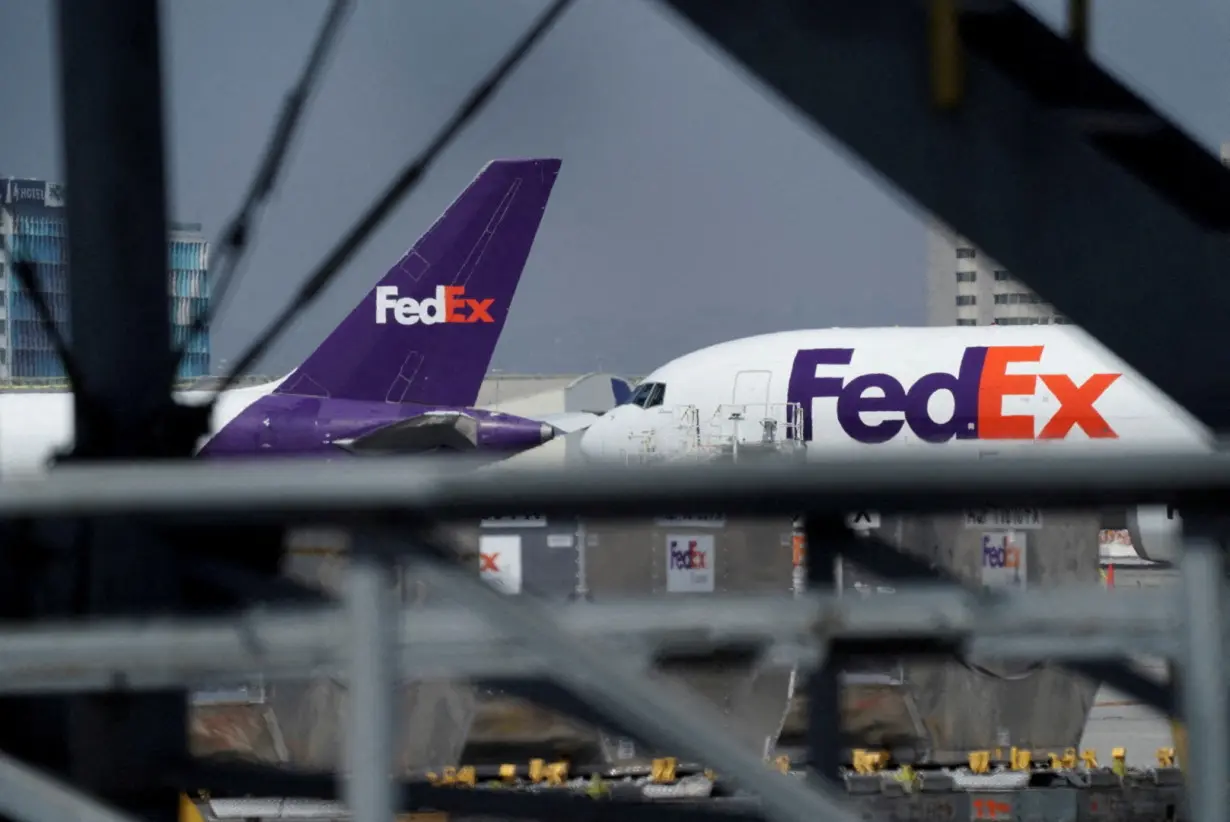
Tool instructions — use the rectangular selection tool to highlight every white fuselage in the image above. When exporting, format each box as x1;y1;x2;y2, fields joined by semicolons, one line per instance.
579;325;1210;563
0;380;281;475
579;326;1213;463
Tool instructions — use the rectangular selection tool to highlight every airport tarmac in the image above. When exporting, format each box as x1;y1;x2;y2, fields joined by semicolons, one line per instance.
1079;661;1177;768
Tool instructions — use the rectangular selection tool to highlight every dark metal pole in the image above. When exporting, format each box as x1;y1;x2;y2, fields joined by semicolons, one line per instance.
803;517;843;785
58;0;175;424
52;2;183;822
1067;0;1090;52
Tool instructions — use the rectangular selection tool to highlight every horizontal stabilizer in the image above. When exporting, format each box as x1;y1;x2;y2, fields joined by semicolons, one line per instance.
333;409;557;457
538;411;598;434
333;412;480;456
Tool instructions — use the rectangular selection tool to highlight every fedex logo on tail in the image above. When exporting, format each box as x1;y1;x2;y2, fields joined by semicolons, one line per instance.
375;285;495;326
786;346;1121;445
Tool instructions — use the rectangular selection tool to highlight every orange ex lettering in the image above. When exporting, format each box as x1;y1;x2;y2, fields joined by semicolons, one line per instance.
443;286;494;323
977;345;1042;439
1038;372;1120;439
978;345;1119;439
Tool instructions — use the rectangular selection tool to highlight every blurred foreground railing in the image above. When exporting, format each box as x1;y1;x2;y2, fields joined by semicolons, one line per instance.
0;451;1222;822
0;450;1227;519
16;0;1230;820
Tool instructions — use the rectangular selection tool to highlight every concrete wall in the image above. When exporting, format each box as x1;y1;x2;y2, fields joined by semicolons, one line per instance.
893;513;1101;761
582;517;796;759
262;548;482;772
187;510;1106;771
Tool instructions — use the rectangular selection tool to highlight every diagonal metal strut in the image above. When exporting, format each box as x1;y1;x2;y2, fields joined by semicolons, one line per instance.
659;0;1230;430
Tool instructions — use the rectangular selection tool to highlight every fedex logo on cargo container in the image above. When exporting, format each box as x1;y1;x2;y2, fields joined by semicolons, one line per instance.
669;539;708;570
786;346;1121;445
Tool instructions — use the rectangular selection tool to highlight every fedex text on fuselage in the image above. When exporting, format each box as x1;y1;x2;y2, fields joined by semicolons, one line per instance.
786;345;1121;445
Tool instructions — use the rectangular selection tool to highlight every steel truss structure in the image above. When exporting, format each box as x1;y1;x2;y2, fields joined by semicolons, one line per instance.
3;2;1229;822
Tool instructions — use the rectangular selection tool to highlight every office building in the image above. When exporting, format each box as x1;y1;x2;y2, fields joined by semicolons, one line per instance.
929;141;1230;327
926;220;1070;328
0;177;210;380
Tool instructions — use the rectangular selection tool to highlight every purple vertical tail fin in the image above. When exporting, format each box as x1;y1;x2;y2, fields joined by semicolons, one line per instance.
275;158;561;406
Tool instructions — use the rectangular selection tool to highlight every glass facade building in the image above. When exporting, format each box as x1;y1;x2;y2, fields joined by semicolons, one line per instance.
0;177;210;380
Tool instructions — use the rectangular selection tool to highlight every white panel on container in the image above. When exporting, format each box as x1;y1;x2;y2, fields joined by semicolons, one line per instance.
980;531;1027;589
479;534;523;594
665;534;715;593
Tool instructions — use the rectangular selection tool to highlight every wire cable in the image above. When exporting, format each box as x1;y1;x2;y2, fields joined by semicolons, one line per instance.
211;0;575;400
169;0;354;383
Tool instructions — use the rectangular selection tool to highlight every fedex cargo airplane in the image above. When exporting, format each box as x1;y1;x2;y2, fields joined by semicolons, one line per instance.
0;158;609;472
579;326;1212;563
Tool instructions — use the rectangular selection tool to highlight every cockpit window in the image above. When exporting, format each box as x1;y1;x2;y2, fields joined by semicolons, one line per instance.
623;381;667;409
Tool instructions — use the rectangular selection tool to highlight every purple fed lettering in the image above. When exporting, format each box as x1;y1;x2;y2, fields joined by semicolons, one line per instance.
902;347;987;443
836;373;905;444
982;536;1005;568
787;346;990;445
786;348;854;441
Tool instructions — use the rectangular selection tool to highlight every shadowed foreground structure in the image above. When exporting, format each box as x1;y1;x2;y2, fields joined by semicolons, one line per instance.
10;1;1230;821
188;513;1100;771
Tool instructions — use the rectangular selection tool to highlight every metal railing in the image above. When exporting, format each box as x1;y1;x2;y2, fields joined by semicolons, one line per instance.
4;2;1229;822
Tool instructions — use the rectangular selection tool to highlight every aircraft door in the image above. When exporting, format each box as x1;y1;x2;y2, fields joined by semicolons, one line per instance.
730;369;774;445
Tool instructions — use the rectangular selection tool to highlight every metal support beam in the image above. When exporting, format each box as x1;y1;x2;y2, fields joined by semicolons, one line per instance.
1067;0;1090;51
343;558;397;822
3;451;1230;520
57;0;175;432
1177;518;1228;820
0;750;142;822
573;518;590;600
416;561;864;822
659;0;1230;430
803;518;842;785
0;587;1199;695
2;3;186;822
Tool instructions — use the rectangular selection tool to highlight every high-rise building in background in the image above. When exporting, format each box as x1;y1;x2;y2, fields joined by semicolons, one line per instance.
930;141;1230;327
926;219;1070;328
0;176;210;380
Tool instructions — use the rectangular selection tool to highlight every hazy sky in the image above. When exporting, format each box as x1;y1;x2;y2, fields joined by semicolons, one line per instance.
2;0;1227;375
